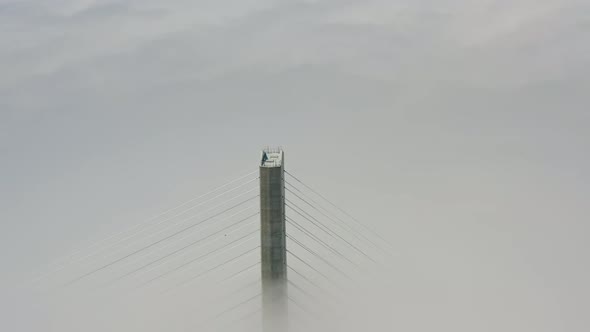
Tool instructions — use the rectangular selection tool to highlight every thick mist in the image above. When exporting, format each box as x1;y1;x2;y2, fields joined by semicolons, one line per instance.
2;0;589;331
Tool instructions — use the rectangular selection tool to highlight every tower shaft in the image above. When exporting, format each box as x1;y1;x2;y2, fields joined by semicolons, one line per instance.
260;148;287;332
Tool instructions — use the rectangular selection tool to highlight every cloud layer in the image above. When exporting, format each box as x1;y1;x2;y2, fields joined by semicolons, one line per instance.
1;1;589;331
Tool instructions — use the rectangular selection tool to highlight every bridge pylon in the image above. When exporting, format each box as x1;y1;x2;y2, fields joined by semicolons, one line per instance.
259;147;288;332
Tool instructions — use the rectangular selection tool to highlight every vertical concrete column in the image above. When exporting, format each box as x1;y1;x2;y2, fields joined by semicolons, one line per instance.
260;149;287;332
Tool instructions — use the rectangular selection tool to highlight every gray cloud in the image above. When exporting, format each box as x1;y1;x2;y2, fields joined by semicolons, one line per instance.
1;0;589;331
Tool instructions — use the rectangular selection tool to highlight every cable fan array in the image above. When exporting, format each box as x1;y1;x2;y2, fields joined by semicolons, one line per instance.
33;169;395;332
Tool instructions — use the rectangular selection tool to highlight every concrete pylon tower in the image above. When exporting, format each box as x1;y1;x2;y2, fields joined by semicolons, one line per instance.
259;148;288;332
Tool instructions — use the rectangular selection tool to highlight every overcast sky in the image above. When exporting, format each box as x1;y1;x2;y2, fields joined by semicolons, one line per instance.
1;0;589;331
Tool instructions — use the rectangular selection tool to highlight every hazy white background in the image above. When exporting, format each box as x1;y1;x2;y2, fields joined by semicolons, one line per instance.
1;0;589;331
